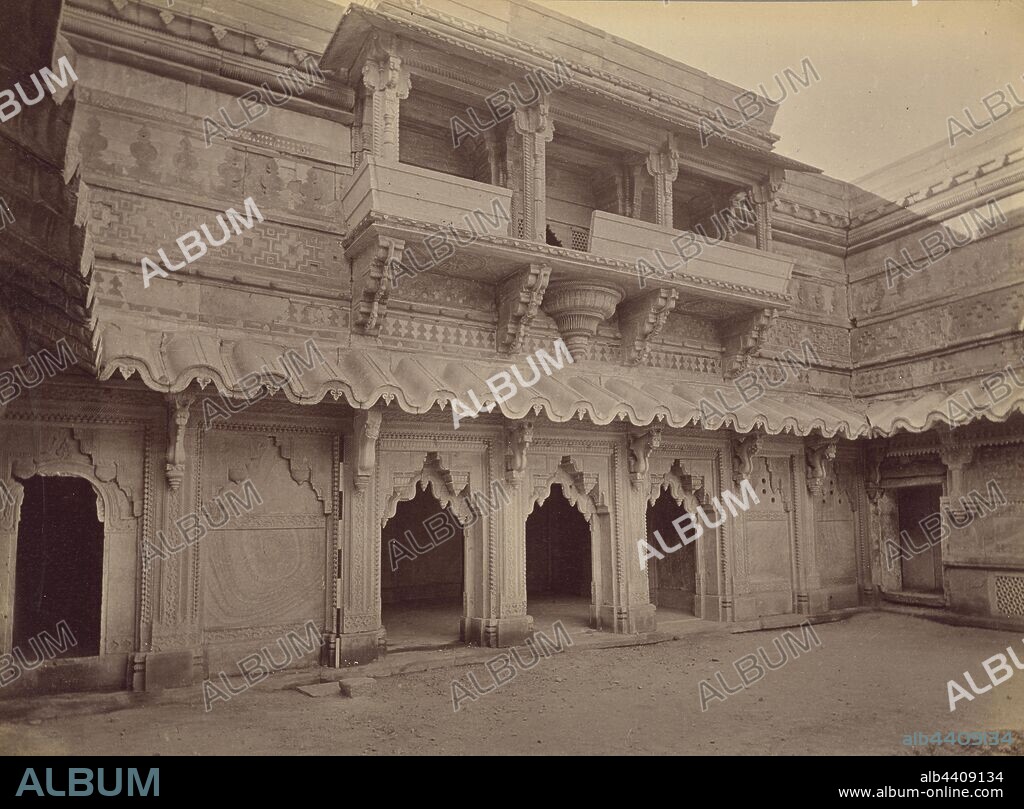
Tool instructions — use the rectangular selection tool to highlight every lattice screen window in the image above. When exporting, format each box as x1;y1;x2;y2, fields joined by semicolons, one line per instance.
995;575;1024;617
570;226;590;252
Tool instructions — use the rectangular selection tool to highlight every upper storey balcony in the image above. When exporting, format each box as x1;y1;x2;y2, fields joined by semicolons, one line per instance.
325;6;808;371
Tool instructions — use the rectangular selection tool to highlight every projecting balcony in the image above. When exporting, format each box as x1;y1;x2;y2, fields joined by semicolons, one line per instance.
588;210;794;302
341;158;513;244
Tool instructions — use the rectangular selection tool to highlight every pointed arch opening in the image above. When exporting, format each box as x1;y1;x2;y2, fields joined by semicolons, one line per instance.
12;476;103;658
380;483;466;650
526;483;593;630
646;487;697;615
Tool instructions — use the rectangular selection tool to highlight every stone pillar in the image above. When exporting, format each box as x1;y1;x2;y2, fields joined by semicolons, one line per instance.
645;139;679;227
336;409;383;664
488;421;532;646
507;101;553;242
623;429;658;633
359;46;410;165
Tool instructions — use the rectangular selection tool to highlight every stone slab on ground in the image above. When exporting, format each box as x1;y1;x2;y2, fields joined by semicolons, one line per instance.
296;682;341;698
338;677;376;697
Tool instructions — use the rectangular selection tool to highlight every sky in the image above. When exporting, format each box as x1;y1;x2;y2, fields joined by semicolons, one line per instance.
529;0;1024;181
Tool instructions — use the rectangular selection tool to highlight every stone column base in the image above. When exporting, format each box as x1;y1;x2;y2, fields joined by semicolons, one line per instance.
595;603;656;633
334;630;381;666
464;616;532;647
136;650;198;691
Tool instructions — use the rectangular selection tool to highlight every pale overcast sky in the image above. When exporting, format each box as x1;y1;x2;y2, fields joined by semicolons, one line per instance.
530;0;1024;181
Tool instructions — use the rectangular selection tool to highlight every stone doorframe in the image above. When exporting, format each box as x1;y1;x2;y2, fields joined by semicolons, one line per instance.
644;458;712;618
865;444;948;599
0;456;141;666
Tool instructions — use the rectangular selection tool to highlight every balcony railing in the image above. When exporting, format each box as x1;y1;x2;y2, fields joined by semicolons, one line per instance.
588;210;793;298
341;159;513;237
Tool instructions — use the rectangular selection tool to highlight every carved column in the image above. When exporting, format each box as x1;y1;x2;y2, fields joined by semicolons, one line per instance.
359;41;410;165
863;444;886;602
746;167;785;250
336;408;384;663
508;101;553;242
645;138;679;227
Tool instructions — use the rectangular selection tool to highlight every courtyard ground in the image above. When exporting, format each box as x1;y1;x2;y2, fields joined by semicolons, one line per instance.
1;611;1022;756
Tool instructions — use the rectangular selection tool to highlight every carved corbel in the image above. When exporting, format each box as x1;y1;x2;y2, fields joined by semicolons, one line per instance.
628;426;662;489
806;438;837;495
865;444;886;504
166;394;194;491
720;307;777;379
496;264;550;355
731;434;761;483
505;419;534;485
618;288;679;365
353;409;383;491
355;236;406;337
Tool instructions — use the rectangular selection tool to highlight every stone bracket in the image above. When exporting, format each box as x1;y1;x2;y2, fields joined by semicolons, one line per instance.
720;307;777;379
628;426;662;490
352;409;383;491
505;419;535;485
165;393;193;491
618;288;679;365
355;236;406;337
731;433;761;483
805;438;837;495
496;264;550;355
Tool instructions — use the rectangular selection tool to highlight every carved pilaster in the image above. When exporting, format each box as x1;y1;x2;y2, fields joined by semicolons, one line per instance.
618;288;678;365
645;136;679;227
720;307;777;378
355;236;406;337
511;100;553;242
165;394;193;491
627;426;662;490
504;419;534;485
496;264;550;355
939;431;974;521
352;409;382;492
360;39;410;164
805;438;837;495
731;434;761;483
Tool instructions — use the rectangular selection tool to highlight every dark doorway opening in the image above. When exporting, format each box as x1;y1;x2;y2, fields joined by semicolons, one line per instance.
380;485;465;650
13;476;103;658
646;490;697;614
526;484;592;629
897;485;944;594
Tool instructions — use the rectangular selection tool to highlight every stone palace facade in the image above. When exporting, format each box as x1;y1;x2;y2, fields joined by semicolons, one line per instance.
0;0;1021;694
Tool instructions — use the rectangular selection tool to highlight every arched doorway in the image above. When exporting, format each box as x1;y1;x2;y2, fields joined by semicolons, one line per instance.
380;484;465;650
646;488;697;614
12;476;103;657
526;484;592;630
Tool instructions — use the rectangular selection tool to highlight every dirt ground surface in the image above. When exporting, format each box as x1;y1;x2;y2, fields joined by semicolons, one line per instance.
1;612;1022;756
